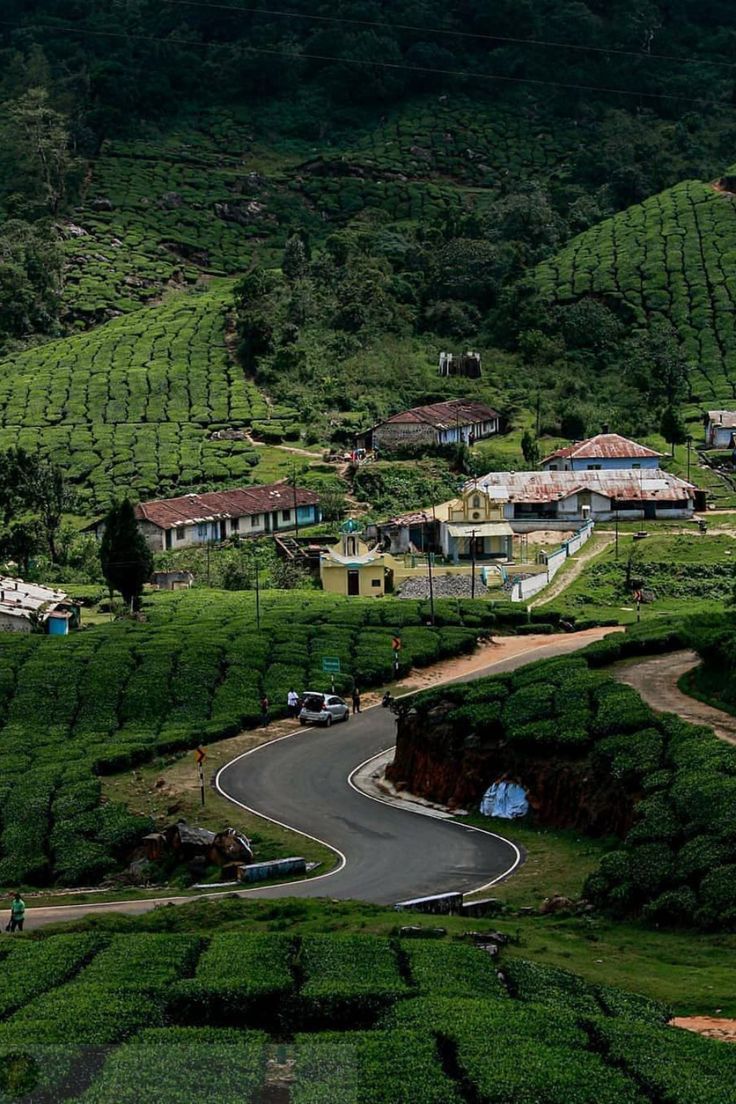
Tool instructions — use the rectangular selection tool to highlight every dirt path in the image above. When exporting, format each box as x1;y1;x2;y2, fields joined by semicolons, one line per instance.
530;534;614;609
616;650;736;745
673;1016;736;1044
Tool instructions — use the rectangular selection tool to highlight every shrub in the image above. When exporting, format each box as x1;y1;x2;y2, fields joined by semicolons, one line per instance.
172;933;294;1024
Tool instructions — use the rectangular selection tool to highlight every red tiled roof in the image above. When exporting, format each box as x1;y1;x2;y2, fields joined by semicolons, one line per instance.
135;482;320;530
542;433;662;464
380;399;500;429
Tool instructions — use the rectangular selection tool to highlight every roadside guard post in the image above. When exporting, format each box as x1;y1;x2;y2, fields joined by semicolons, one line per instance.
322;655;341;693
195;746;206;807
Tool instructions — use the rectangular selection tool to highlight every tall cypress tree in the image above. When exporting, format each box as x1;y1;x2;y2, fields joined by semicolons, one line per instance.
100;499;153;610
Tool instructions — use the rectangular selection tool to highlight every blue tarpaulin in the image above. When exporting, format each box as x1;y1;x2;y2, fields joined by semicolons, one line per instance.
480;781;529;819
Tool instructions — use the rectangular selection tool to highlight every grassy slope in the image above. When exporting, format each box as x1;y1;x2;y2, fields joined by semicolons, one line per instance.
535;176;736;411
0;97;575;505
547;531;735;624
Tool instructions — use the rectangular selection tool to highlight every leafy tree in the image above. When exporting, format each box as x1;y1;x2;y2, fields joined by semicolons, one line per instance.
521;430;540;467
660;405;688;456
0;520;42;576
0;88;76;214
99;500;153;610
0;448;72;561
560;410;587;440
0;219;63;342
282;233;309;281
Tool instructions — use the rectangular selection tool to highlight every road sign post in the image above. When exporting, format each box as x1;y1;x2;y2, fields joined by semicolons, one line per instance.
195;746;206;807
322;656;340;693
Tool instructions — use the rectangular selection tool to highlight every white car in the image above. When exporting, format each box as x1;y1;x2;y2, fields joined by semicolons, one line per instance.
299;692;350;727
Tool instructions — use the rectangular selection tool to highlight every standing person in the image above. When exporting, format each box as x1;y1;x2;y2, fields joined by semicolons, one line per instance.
9;892;25;932
352;686;361;715
260;694;270;728
287;688;299;720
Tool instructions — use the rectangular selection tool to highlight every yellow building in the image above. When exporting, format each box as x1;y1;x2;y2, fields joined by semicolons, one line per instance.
320;521;387;597
441;485;514;563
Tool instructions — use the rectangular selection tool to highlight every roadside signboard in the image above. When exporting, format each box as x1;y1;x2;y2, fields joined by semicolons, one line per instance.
321;656;341;674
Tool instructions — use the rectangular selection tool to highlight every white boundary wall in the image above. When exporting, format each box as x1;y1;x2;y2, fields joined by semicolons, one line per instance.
510;521;594;602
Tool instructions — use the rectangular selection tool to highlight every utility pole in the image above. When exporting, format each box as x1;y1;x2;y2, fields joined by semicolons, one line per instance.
427;545;435;625
292;462;300;539
254;544;261;630
471;528;477;599
686;436;692;483
615;502;619;560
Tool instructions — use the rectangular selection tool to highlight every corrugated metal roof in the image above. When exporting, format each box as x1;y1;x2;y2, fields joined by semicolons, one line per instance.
446;522;514;537
474;469;695;503
542;433;662;464
0;577;72;619
707;410;736;429
379;399;500;430
136;482;320;530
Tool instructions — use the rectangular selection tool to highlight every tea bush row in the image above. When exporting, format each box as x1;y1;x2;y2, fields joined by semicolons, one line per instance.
0;590;495;888
404;627;736;928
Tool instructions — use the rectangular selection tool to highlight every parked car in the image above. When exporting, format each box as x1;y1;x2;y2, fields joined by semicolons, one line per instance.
299;691;349;727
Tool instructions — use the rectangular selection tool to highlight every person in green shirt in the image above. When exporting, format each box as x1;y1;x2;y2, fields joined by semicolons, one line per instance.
8;892;25;932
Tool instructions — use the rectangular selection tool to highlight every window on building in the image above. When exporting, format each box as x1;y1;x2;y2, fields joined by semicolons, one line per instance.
282;509;291;522
251;514;260;527
197;523;208;539
371;578;381;587
231;518;239;533
175;527;185;541
346;537;356;556
587;464;602;470
631;462;641;469
472;495;481;508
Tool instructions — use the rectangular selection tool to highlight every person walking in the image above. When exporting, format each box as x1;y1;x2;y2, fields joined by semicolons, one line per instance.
352;686;361;715
260;694;270;727
287;688;299;720
8;892;25;932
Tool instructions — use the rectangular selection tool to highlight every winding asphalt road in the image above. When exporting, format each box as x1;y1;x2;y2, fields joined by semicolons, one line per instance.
19;630;611;928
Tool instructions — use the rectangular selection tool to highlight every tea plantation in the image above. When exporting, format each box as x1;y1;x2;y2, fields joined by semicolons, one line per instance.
398;632;736;930
0;590;490;889
0;282;277;505
0;929;730;1103
535;175;736;408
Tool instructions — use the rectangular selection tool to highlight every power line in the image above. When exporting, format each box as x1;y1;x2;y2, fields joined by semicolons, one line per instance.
0;19;731;110
160;0;736;70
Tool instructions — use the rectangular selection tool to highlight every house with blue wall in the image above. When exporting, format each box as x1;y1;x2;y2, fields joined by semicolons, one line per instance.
541;433;662;472
129;482;321;552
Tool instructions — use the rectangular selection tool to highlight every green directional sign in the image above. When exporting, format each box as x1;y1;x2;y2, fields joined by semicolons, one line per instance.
321;656;341;674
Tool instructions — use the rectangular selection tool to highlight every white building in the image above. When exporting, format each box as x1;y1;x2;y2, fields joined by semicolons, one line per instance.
705;411;736;449
0;578;78;635
472;469;698;522
114;483;322;552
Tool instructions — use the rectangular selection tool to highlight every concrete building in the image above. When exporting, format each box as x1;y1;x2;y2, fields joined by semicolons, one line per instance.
365;399;500;453
474;469;698;522
130;483;321;552
541;433;662;472
151;570;195;591
0;578;79;635
440;486;514;563
320;521;387;597
438;351;482;378
705;411;736;449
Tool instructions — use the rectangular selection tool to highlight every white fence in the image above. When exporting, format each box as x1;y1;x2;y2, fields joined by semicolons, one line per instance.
510;521;594;603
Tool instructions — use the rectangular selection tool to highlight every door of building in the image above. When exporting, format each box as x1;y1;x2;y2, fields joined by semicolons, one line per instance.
347;570;360;596
644;501;656;520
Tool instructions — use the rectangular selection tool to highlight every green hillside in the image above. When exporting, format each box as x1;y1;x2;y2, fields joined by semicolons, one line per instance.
0;589;489;888
535;177;736;409
0;282;273;505
1;926;732;1104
